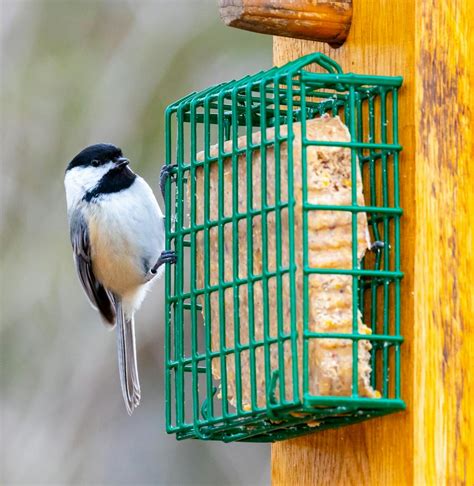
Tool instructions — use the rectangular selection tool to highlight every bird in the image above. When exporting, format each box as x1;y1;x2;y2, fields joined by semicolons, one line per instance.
64;143;176;414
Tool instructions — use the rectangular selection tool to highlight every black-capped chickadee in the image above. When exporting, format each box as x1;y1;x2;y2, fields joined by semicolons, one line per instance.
64;143;176;414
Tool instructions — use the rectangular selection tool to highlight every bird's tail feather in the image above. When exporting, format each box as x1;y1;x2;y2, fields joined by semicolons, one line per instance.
115;298;141;415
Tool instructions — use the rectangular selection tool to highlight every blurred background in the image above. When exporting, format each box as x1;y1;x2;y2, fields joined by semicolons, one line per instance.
1;1;271;484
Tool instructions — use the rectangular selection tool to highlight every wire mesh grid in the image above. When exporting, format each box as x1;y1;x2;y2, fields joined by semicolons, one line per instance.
164;53;404;442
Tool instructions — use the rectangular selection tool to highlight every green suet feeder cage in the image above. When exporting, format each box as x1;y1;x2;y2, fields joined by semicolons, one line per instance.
164;53;404;442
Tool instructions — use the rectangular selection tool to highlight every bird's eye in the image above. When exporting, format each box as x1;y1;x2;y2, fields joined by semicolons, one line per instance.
91;160;100;167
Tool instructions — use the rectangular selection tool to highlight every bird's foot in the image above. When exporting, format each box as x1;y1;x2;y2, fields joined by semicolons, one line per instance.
151;250;177;274
160;163;178;199
370;240;385;251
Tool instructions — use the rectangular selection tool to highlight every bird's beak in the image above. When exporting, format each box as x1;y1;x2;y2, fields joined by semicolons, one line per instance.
115;157;130;168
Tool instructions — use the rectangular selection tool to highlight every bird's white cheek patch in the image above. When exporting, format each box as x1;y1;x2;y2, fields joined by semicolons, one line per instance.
64;163;116;210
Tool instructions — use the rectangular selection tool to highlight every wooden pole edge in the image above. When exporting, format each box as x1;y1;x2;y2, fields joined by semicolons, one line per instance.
219;0;352;46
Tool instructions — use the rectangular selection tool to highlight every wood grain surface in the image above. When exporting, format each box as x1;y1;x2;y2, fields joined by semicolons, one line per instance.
271;1;473;485
218;0;352;45
413;2;473;484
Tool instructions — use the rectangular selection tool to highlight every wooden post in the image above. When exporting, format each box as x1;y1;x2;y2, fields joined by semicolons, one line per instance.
271;2;474;485
221;0;473;484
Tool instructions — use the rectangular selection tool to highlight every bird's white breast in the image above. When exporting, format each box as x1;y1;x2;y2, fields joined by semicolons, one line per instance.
86;177;165;297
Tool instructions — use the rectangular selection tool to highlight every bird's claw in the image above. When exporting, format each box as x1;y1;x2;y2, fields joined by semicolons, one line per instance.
151;250;177;274
160;164;178;199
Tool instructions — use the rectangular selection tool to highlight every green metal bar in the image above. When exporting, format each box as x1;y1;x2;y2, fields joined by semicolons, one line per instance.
304;140;402;151
303;204;402;214
300;77;310;403
169;396;405;436
168;204;290;237
245;79;258;411
173;404;284;433
167;59;401;115
301;90;348;101
168;335;294;366
348;85;359;397
189;96;200;430
190;88;349;109
203;88;214;421
303;332;403;343
173;407;407;443
230;77;248;414
273;73;287;404
167;271;292;302
217;88;229;417
380;88;390;398
175;100;187;427
258;77;274;408
182;301;202;311
359;152;385;164
303;396;406;408
305;268;403;278
187;68;279;107
366;93;380;389
301;72;403;88
392;87;402;399
168;270;401;300
233;409;403;443
356;93;367;371
285;72;300;403
164;106;174;432
184;365;207;373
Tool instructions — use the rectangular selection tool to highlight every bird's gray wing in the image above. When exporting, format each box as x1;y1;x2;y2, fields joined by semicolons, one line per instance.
69;209;116;326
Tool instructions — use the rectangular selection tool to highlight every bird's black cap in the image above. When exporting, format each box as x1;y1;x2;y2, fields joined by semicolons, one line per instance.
66;143;123;172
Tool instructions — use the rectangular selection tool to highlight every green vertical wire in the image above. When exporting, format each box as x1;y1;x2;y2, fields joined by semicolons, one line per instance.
273;73;286;403
175;102;186;426
367;94;380;388
231;80;244;414
300;78;309;400
356;94;366;325
392;87;402;398
344;95;350;133
380;88;390;398
189;97;200;430
172;142;180;430
258;78;272;408
245;81;258;411
203;92;214;420
349;85;359;397
164;106;173;431
285;72;300;403
224;117;231;141
331;91;339;117
217;89;229;417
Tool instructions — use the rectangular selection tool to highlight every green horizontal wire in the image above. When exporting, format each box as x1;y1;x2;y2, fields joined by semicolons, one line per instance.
304;140;402;151
304;268;403;278
303;204;402;214
303;332;403;343
300;71;403;87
